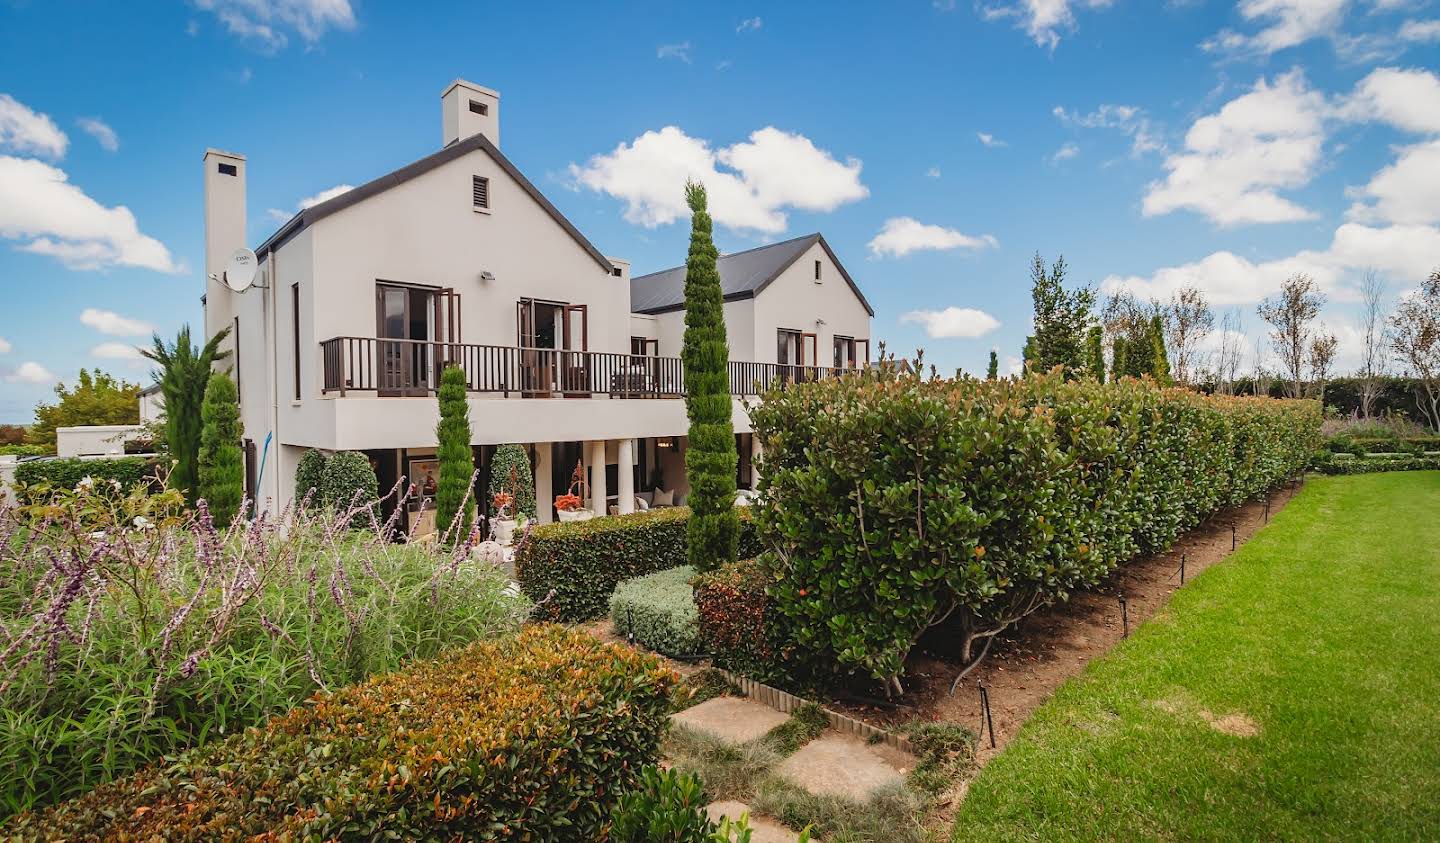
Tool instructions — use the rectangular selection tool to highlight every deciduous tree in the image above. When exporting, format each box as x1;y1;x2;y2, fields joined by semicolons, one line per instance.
1389;269;1440;431
1258;274;1324;400
28;369;141;450
1163;286;1213;386
1356;270;1388;419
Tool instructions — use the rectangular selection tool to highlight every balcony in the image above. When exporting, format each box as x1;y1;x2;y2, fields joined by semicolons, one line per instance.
319;337;848;399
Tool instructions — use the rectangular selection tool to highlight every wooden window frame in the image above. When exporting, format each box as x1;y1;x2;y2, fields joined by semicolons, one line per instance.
291;283;301;400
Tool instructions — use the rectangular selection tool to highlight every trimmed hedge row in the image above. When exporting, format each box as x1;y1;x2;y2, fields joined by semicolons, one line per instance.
12;456;155;502
7;625;676;841
516;506;761;621
1324;435;1440;455
1313;453;1440;475
610;566;704;657
693;559;786;683
748;369;1321;688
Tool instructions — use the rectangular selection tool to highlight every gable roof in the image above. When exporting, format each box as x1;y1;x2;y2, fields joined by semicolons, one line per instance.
254;133;614;273
629;233;874;316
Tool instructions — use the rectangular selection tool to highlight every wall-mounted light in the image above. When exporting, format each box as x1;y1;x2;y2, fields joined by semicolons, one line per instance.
480;270;496;281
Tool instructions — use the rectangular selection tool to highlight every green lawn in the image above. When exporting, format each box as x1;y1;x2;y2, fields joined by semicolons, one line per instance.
953;472;1440;842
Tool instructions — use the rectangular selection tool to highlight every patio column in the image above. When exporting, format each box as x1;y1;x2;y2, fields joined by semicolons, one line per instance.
617;438;635;514
587;439;608;516
751;435;763;490
533;443;552;524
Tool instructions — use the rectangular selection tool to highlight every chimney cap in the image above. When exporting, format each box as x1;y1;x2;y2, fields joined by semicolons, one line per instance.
203;147;246;161
441;79;500;99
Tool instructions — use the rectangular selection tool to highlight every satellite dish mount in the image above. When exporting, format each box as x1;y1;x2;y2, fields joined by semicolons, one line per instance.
224;248;260;293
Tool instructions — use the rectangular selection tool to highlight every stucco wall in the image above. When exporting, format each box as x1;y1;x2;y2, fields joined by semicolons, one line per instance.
752;241;872;367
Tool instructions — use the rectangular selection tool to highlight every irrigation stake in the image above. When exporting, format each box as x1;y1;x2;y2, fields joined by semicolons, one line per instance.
626;607;635;645
1118;594;1129;638
979;685;996;749
1231;523;1237;551
1180;552;1186;584
1264;498;1270;523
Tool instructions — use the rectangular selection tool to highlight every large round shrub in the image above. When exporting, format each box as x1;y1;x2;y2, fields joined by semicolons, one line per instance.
321;451;378;527
294;449;328;505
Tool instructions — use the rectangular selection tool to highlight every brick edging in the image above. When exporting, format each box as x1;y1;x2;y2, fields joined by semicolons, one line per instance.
714;668;916;755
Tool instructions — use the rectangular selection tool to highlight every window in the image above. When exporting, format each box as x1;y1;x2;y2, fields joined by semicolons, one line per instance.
611;266;623;277
469;99;489;116
291;283;301;400
218;162;237;176
814;259;822;282
472;175;490;210
834;335;854;369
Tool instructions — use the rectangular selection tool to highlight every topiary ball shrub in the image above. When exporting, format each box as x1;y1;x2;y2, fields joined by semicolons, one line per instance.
610;566;703;657
321;450;378;527
294;448;328;506
489;444;535;520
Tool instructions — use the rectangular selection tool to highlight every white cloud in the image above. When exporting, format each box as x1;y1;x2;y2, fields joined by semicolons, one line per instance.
1339;66;1440;134
569;126;868;234
868;217;998;258
657;41;692;62
1346;139;1440;225
0;93;67;159
1143;69;1326;226
267;183;355;222
926;167;942;178
1100;221;1440;305
1399;19;1440;41
0;336;10;353
193;0;356;51
80;308;153;337
76;117;119;152
976;132;1008;148
737;17;762;32
901;307;1002;339
90;342;145;361
1049;142;1080;163
1053;103;1165;156
0;156;180;273
1202;0;1350;55
978;0;1116;50
4;361;55;385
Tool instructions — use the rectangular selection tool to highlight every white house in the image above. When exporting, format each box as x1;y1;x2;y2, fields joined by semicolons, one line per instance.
204;79;872;534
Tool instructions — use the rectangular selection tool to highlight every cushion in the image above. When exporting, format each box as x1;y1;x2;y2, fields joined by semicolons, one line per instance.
652;488;674;507
637;491;655;506
634;495;650;511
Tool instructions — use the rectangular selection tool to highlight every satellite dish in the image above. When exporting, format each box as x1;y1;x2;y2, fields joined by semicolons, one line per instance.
224;248;258;293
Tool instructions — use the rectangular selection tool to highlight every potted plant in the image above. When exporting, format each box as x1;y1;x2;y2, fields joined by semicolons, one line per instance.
555;460;593;523
491;489;518;545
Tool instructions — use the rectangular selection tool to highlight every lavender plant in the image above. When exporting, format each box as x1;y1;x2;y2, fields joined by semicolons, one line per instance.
0;476;527;816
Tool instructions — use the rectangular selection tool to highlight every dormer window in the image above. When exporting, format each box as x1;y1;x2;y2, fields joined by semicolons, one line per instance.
472;175;490;210
469;99;489;116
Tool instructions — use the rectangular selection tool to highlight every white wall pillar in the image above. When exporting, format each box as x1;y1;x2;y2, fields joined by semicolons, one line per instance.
587;439;608;516
617;438;635;514
751;435;764;490
534;442;552;524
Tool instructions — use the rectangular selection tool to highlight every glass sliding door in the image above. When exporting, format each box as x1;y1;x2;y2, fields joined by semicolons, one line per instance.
376;283;436;396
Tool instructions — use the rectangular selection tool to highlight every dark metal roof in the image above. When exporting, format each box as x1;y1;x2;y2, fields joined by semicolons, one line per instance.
629;233;873;316
254;133;614;273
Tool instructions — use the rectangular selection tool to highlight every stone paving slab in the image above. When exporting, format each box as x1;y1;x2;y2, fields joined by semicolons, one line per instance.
670;696;790;745
774;731;915;801
705;801;812;843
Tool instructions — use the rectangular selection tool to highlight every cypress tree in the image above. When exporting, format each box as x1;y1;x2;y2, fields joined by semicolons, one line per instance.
143;325;230;505
434;364;475;538
1148;314;1171;384
680;181;738;571
986;350;999;380
197;371;244;528
1086;326;1105;383
1112;336;1129;381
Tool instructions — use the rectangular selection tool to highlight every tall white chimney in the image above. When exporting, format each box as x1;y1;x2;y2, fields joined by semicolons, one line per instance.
441;79;500;148
202;148;246;344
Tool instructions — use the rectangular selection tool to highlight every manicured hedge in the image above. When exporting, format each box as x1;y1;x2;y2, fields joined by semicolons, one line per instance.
12;456;155;502
749;369;1321;690
693;559;787;683
1313;453;1440;475
1325;435;1440;455
516;506;761;622
7;625;676;841
610;566;704;657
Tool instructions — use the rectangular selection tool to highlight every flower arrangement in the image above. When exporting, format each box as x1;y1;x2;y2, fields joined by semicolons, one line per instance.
554;459;588;513
492;490;515;519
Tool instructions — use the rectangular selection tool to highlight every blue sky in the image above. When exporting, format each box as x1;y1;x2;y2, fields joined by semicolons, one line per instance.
1;1;1438;422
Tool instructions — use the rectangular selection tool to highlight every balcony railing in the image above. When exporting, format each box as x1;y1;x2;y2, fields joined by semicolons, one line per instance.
319;336;851;398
